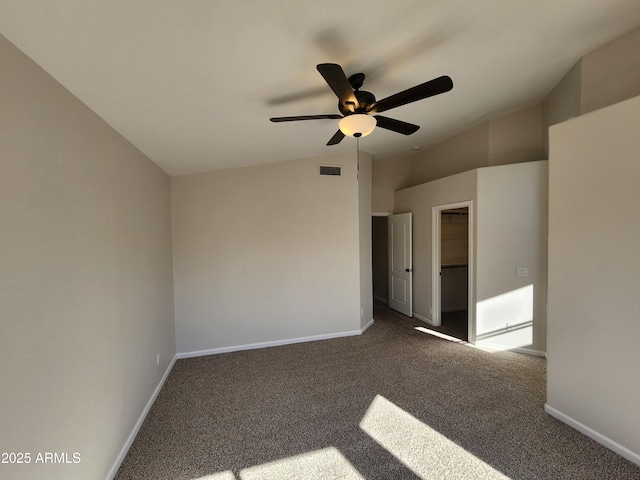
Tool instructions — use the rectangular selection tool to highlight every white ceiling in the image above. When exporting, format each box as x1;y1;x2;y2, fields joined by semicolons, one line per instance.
1;1;640;176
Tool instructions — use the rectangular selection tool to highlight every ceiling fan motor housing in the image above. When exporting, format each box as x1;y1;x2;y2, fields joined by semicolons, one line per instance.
339;90;376;115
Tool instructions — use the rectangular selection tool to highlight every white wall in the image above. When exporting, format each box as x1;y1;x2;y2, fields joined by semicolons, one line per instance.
0;34;175;480
547;95;640;465
172;151;368;356
476;162;548;354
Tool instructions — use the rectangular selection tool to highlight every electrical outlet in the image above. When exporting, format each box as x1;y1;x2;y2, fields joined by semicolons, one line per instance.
516;267;528;277
156;354;160;366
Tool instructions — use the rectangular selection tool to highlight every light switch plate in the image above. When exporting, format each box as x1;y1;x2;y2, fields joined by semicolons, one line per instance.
516;267;528;277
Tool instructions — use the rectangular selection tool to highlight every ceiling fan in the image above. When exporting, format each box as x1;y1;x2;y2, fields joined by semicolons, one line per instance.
270;63;453;145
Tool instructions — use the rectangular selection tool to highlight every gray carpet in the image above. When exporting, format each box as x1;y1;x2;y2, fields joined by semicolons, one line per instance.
430;310;468;341
115;304;640;479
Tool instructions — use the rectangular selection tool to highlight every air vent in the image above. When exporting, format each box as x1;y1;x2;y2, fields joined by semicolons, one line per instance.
319;165;341;176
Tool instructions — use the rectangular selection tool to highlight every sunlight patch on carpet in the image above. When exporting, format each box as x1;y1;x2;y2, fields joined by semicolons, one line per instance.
193;471;237;480
238;447;365;480
415;326;467;343
360;394;510;479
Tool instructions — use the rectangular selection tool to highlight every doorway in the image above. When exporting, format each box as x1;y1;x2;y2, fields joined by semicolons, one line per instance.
371;213;413;317
432;202;473;342
371;215;389;305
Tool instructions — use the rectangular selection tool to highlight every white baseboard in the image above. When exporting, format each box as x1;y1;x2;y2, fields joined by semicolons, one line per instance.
106;355;177;480
361;318;374;333
105;322;376;477
545;404;640;467
413;312;435;325
177;325;371;359
474;341;546;357
374;295;388;304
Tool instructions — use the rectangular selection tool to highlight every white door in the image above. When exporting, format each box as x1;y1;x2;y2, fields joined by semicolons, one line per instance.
388;213;413;317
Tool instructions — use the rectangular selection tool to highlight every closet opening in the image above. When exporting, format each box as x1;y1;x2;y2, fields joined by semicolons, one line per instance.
432;202;473;342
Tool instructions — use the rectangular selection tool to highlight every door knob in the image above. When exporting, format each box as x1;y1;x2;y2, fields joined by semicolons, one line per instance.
405;268;413;272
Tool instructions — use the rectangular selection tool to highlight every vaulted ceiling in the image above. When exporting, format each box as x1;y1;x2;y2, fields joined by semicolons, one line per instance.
1;1;640;175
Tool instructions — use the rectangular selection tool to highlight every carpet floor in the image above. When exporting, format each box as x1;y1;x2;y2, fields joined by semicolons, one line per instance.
115;304;640;479
429;310;468;341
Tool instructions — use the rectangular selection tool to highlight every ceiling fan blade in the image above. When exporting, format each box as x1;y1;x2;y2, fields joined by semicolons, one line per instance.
317;63;359;110
374;116;420;135
368;75;453;113
270;114;343;122
327;130;345;145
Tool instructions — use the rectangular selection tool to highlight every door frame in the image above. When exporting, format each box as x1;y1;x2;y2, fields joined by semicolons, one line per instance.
432;201;474;341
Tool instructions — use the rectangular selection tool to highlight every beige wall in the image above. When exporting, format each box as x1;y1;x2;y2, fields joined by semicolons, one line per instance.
394;170;477;324
0;34;175;480
541;60;582;156
172;151;368;355
547;95;640;465
371;154;410;213
408;105;544;186
410;122;490;186
581;26;640;114
358;152;374;329
542;25;640;155
394;161;547;355
475;162;548;354
488;104;543;166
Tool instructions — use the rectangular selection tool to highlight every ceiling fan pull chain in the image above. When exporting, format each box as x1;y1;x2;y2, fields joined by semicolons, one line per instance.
356;136;360;181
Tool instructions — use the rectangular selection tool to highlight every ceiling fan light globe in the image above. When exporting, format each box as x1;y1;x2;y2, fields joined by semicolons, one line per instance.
339;114;377;138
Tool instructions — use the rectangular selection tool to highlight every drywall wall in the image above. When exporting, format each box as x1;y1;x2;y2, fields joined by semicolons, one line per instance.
0;34;175;480
394;170;477;323
541;60;582;156
581;26;640;114
371;154;410;213
394;161;548;354
547;95;640;465
476;162;548;354
408;105;544;187
172;151;366;355
370;104;545;212
409;122;490;185
358;152;374;329
542;25;640;156
488;104;543;166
